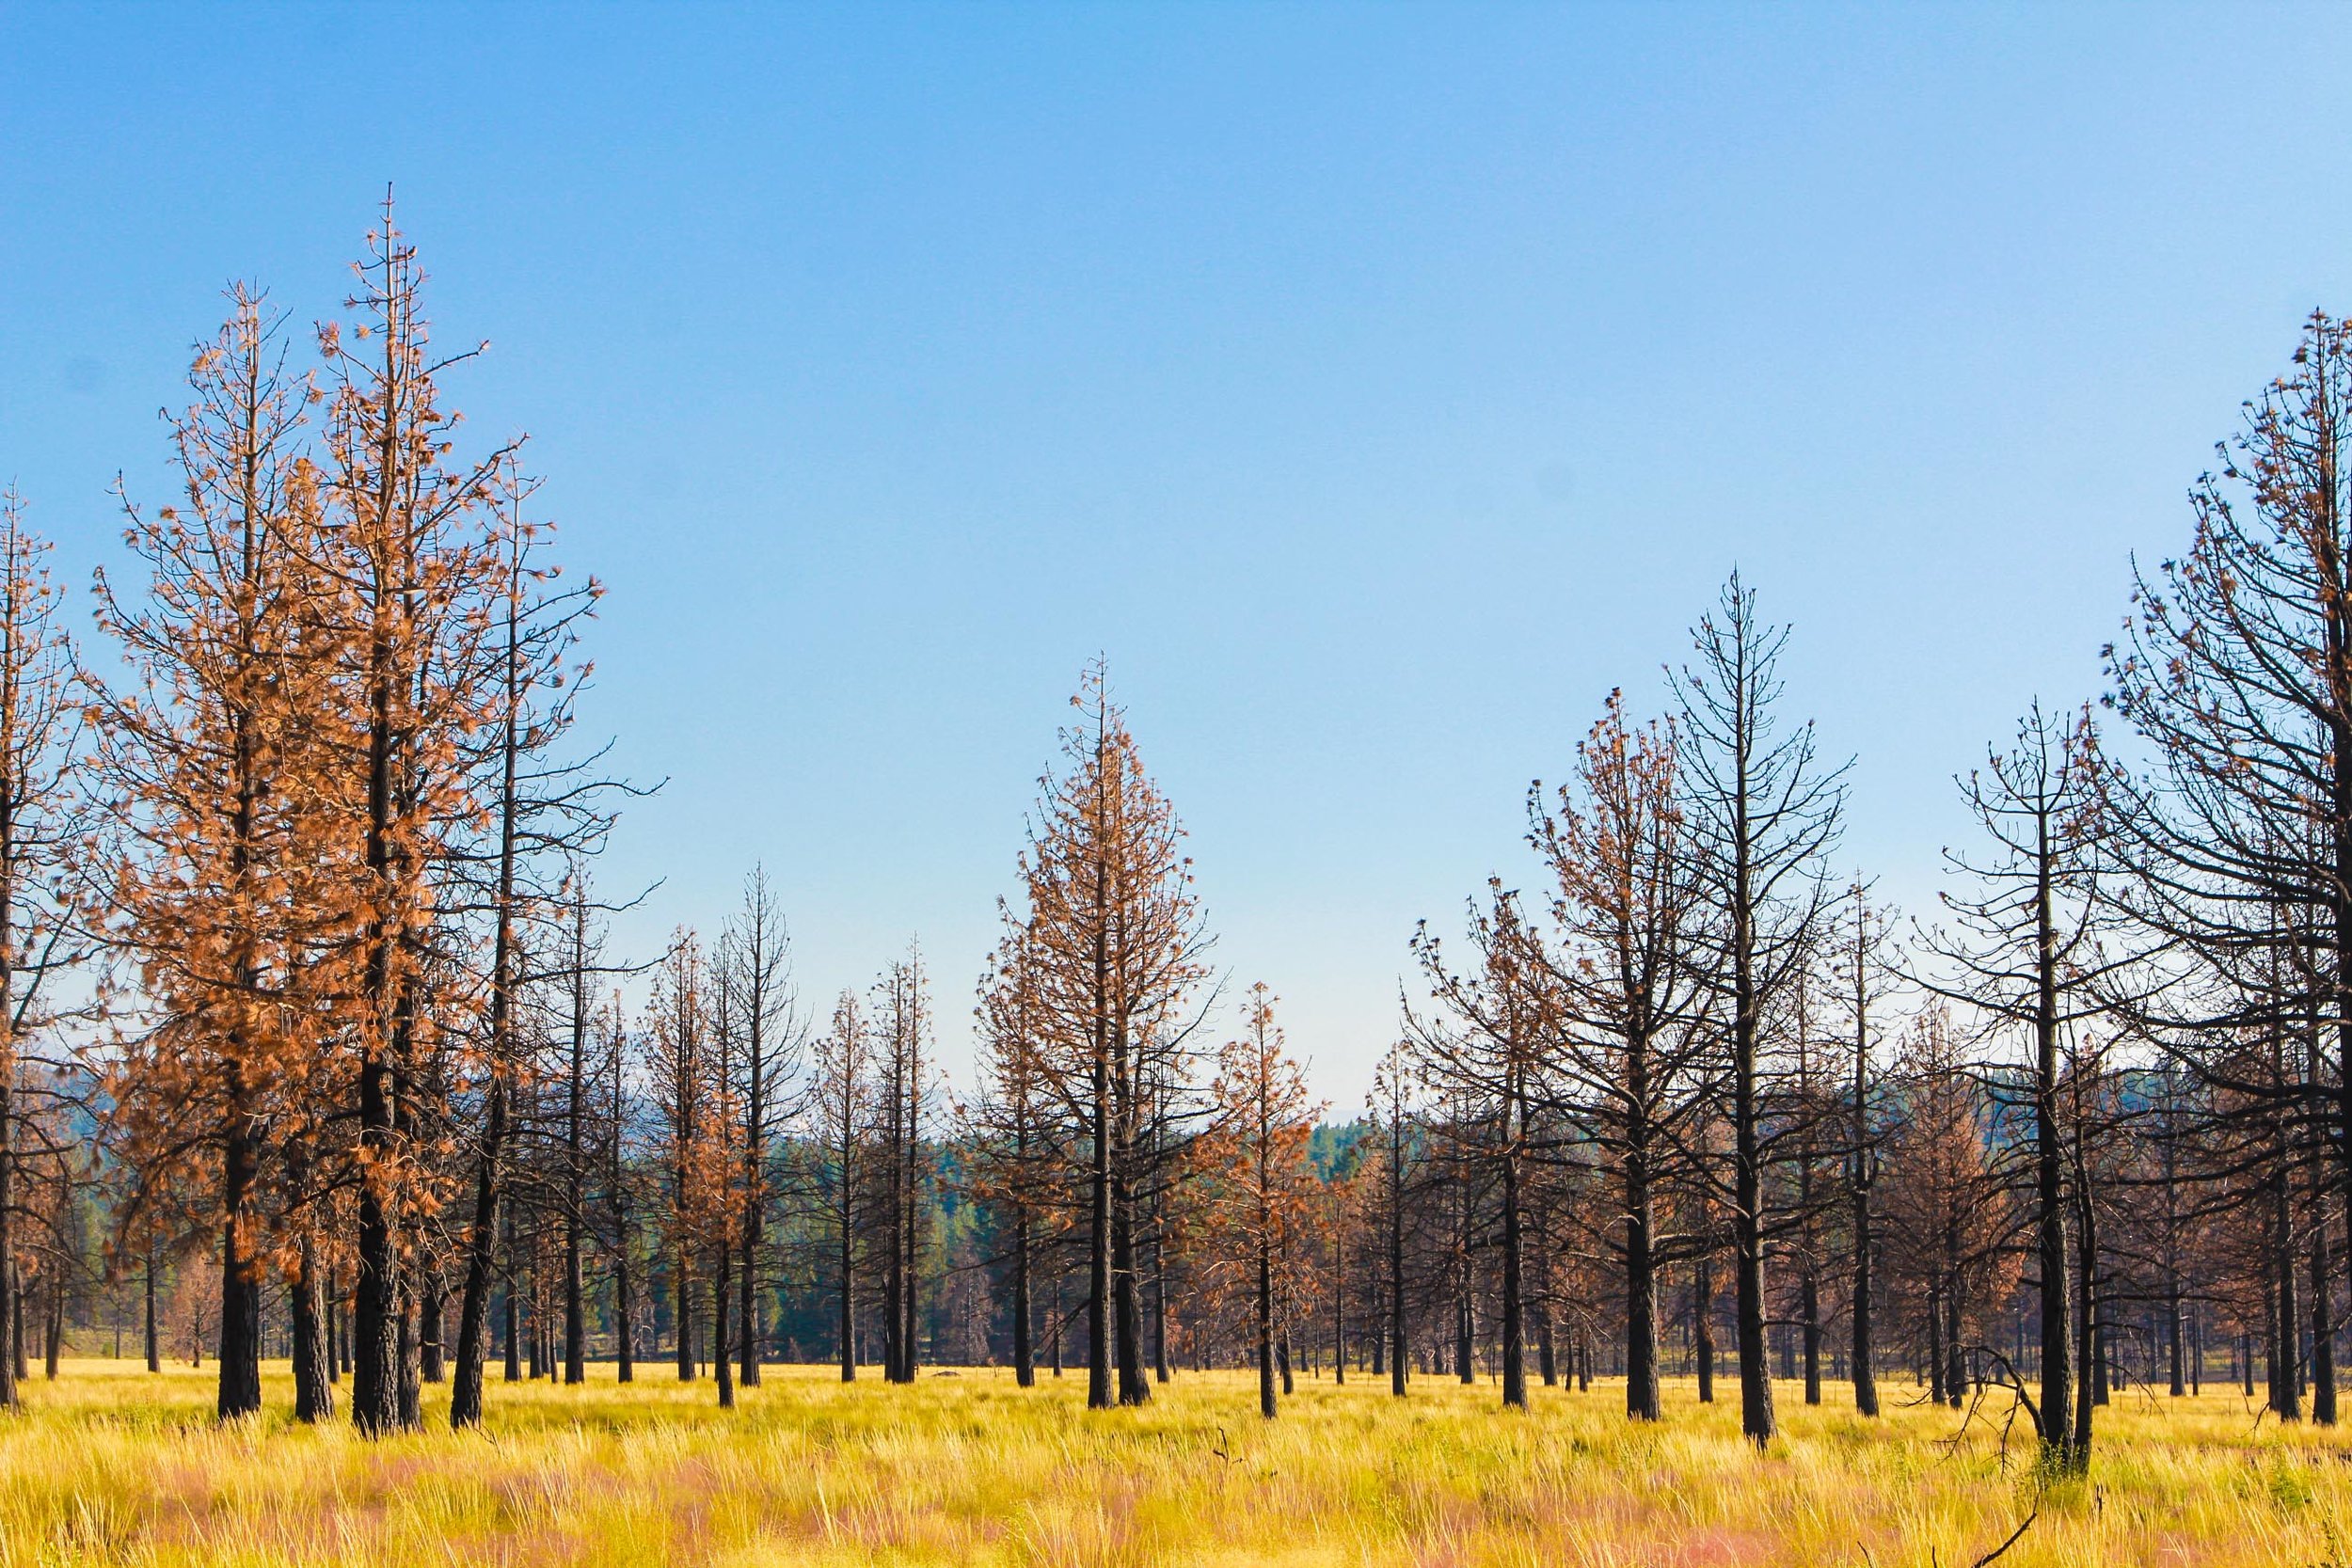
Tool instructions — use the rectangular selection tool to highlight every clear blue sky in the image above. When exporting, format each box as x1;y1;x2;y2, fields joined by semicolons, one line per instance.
4;5;2346;1101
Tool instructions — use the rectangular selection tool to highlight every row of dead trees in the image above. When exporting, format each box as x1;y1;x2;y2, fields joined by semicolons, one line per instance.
6;200;2352;1477
1390;309;2352;1476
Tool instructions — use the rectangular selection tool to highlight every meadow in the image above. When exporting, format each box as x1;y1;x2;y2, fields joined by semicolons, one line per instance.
0;1361;2344;1567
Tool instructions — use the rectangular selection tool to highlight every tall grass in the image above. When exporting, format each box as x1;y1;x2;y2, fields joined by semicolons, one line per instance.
0;1358;2342;1565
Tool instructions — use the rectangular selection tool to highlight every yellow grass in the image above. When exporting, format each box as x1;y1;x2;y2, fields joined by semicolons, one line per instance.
0;1359;2345;1566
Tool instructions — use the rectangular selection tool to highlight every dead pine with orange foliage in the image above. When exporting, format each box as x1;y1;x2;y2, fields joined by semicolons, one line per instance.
1200;982;1321;1418
1012;661;1212;1410
967;924;1061;1388
91;284;344;1424
311;200;518;1436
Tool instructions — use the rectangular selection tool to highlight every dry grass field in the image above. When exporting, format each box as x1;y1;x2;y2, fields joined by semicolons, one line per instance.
0;1359;2346;1567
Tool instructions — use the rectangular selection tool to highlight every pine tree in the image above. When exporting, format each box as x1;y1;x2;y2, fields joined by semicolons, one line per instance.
0;488;89;1418
314;203;513;1436
1922;704;2113;1470
1832;882;1897;1418
721;867;797;1389
1409;889;1547;1408
1674;576;1849;1449
1014;663;1210;1408
811;990;869;1381
972;924;1061;1387
1203;985;1319;1418
93;288;338;1421
448;461;609;1429
1523;690;1712;1421
873;948;931;1385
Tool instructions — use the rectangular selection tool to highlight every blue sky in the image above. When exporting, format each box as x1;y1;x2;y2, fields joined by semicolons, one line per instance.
4;4;2347;1099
